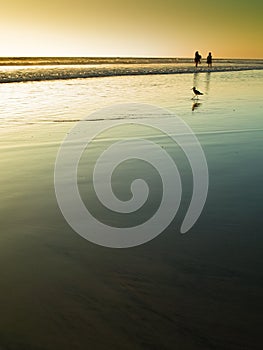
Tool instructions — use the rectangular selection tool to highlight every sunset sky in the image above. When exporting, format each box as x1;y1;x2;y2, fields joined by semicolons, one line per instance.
0;0;262;58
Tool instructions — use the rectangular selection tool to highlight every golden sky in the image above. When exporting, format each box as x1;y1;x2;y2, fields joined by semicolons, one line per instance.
0;0;262;58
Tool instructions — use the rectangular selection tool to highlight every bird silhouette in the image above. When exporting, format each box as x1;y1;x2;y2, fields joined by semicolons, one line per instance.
192;87;203;99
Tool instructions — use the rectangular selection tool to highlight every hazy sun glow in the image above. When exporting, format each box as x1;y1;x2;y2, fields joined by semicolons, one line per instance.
0;0;262;58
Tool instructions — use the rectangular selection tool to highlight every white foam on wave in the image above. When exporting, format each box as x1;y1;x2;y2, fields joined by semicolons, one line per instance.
0;59;262;84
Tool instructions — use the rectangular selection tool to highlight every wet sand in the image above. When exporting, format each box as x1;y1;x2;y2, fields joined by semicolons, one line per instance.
0;70;263;349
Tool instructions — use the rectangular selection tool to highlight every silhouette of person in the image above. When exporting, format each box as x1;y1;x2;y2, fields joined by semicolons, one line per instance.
194;51;202;67
207;52;212;67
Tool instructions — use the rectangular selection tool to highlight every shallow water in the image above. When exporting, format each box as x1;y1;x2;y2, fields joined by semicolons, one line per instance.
0;69;262;130
0;58;262;83
0;70;263;350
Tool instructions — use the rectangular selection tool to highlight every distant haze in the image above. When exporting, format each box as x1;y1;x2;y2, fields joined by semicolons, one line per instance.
0;0;262;58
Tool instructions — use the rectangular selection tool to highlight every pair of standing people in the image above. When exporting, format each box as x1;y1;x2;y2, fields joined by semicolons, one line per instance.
195;51;212;67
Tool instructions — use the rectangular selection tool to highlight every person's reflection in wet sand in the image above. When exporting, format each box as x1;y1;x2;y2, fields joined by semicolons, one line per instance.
193;72;200;89
205;71;211;94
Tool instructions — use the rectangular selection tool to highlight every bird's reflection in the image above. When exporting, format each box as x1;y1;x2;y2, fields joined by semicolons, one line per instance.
192;102;202;111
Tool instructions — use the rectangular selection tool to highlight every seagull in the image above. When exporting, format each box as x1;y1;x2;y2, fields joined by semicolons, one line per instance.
192;87;203;99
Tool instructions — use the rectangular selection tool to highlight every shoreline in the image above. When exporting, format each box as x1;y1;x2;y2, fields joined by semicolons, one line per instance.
0;64;263;84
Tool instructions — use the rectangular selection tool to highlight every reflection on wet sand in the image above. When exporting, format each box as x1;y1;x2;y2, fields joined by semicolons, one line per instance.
205;72;211;94
192;71;211;96
191;71;210;110
192;102;202;111
193;72;200;90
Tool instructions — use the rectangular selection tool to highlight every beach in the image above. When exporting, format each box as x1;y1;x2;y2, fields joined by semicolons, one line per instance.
0;58;263;84
0;63;263;349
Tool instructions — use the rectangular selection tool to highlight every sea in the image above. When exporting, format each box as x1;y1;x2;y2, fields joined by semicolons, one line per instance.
0;57;263;84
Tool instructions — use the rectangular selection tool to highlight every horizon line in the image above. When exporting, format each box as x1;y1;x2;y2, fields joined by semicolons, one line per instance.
0;56;262;60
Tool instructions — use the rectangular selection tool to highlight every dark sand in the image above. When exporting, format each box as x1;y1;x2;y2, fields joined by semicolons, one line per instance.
1;123;263;350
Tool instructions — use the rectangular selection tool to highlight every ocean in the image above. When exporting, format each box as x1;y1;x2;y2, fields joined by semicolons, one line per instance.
0;57;262;84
